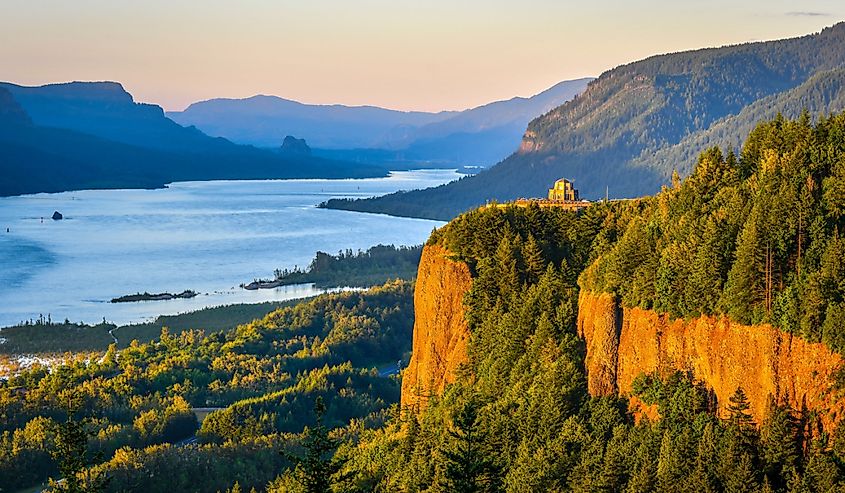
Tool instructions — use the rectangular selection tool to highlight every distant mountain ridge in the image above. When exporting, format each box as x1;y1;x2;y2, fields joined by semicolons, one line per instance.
0;83;388;197
169;78;593;167
399;78;595;145
323;22;845;220
169;95;457;149
0;81;229;153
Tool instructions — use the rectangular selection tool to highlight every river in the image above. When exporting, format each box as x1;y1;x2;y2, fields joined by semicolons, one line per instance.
0;169;457;327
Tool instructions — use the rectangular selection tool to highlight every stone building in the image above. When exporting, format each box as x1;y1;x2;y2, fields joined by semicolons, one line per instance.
548;178;579;201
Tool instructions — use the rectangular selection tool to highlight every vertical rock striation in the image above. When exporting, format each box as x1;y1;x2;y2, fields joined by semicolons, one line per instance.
578;291;845;430
401;244;473;412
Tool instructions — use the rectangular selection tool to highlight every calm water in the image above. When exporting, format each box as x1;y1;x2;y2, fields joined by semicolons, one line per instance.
0;170;458;327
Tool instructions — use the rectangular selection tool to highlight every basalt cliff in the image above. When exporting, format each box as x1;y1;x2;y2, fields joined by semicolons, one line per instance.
400;244;473;412
402;248;845;431
579;290;845;430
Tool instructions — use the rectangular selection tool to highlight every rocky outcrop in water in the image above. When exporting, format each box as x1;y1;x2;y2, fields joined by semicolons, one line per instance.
280;135;311;155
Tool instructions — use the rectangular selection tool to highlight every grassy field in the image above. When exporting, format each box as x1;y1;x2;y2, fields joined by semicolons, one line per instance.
0;297;314;355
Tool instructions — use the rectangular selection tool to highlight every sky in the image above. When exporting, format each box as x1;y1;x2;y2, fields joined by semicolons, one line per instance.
1;0;842;112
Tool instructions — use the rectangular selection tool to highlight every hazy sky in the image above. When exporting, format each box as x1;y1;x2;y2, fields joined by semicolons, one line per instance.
1;0;841;111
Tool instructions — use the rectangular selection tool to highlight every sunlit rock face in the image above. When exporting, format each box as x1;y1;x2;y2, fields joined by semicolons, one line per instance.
578;290;845;432
401;244;473;413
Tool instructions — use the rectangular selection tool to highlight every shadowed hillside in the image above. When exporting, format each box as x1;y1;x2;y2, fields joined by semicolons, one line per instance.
323;22;845;220
0;84;387;196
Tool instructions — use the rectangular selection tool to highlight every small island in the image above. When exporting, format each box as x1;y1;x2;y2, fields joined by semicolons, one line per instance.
110;290;198;303
241;279;283;290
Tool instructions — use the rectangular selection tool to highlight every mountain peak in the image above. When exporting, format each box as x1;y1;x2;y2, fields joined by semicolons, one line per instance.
280;135;311;155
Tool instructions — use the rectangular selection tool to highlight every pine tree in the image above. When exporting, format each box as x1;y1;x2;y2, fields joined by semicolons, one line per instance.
722;216;767;324
49;391;108;493
402;415;420;460
724;452;759;493
720;388;761;492
285;397;346;493
522;234;546;284
494;234;520;306
803;441;842;492
760;400;800;489
689;423;719;493
728;388;756;436
785;467;807;493
656;433;683;493
438;399;499;493
627;462;656;493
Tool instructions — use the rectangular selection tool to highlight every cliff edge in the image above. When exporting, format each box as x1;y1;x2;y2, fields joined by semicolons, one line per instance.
578;290;845;430
401;244;473;412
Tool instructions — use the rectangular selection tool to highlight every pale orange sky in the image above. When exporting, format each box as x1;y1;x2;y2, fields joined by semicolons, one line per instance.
1;0;841;111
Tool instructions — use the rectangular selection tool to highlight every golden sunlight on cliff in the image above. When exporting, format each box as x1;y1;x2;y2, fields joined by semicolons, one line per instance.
401;244;473;412
578;291;845;431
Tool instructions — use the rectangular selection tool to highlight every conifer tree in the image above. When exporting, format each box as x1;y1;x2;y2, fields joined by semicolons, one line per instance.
49;390;108;493
494;234;519;305
728;388;755;432
656;433;683;493
627;461;656;493
724;452;759;493
522;234;546;284
438;399;499;493
761;400;800;488
722;217;767;324
689;422;720;493
284;397;346;493
803;442;842;492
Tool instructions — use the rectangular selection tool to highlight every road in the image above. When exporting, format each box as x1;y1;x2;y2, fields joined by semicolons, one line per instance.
175;435;198;447
378;362;402;377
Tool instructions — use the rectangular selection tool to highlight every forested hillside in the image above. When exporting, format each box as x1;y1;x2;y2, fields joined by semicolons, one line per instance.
324;22;845;220
0;282;412;492
273;244;423;288
634;67;845;179
582;112;845;352
329;113;845;492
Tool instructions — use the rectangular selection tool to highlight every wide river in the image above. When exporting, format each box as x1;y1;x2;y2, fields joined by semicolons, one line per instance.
0;170;458;327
